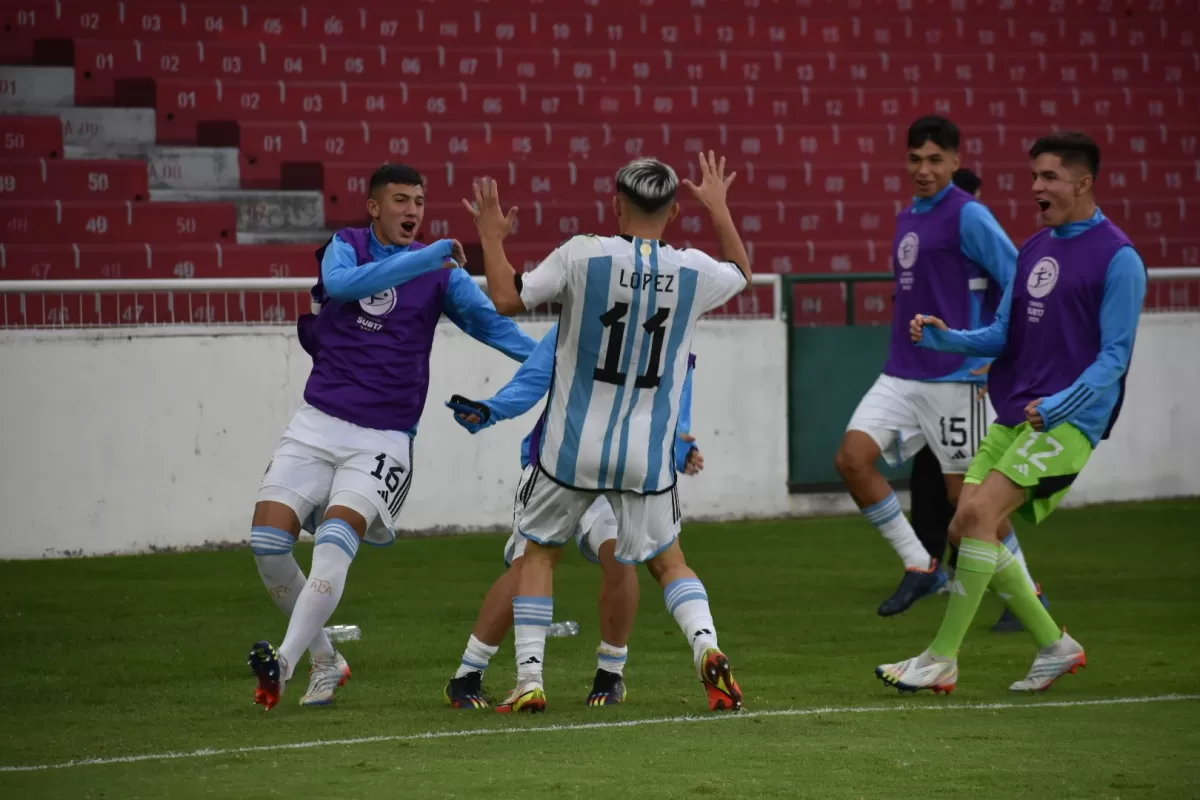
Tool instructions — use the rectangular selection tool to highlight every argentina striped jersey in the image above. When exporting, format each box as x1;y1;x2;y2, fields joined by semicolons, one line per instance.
518;234;746;494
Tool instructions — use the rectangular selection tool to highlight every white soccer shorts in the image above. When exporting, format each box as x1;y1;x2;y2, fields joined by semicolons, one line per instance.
503;465;619;566
514;466;682;565
847;374;993;474
258;403;414;546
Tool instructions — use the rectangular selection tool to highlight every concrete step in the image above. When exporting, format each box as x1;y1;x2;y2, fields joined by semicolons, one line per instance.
152;189;325;233
67;146;241;190
12;106;156;149
236;229;333;245
0;67;74;109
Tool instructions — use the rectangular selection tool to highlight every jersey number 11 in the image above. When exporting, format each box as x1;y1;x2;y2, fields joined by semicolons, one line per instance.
593;302;671;389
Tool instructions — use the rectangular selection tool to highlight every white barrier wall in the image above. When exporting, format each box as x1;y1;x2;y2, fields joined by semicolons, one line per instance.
0;320;789;558
0;314;1196;559
1065;313;1200;505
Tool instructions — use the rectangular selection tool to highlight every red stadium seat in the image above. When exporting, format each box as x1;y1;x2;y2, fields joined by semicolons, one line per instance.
0;242;317;279
0;116;63;158
0;158;149;201
3;0;1198;327
0;201;237;243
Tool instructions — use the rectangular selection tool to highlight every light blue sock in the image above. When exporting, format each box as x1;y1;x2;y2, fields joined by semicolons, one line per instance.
665;578;718;666
251;525;335;660
863;492;931;569
278;519;359;677
513;596;553;682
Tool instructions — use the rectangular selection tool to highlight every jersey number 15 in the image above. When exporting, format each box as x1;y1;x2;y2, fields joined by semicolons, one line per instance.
593;302;671;389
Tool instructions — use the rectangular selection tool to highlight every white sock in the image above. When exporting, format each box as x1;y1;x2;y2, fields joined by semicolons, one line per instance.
277;519;358;680
455;635;499;678
664;578;719;668
863;492;932;570
512;596;552;684
597;641;628;677
250;526;336;660
1003;531;1039;594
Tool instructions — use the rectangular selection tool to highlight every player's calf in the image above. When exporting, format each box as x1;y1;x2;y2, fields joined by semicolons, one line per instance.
650;543;743;711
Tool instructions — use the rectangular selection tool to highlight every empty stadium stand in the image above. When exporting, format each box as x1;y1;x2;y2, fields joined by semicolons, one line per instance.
0;0;1197;326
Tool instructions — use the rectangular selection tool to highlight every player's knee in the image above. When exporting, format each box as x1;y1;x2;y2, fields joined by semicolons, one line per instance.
596;538;620;568
835;433;875;481
251;500;302;536
523;541;563;566
322;505;368;539
646;541;688;584
950;497;996;541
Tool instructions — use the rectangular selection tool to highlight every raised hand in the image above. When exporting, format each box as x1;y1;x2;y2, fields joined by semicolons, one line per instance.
461;178;519;241
681;150;737;211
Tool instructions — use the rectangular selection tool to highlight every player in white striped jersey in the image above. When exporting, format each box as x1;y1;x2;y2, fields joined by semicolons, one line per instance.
463;152;752;713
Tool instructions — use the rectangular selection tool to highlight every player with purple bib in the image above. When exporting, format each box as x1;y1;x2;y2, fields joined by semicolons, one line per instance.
246;165;536;710
835;117;1023;618
878;132;1147;694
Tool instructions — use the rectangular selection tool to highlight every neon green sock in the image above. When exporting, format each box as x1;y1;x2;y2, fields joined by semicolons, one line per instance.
990;549;1061;649
929;539;1002;659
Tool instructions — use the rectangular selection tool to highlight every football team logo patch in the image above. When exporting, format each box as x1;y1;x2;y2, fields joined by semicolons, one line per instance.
1027;257;1060;299
359;289;397;317
897;232;920;269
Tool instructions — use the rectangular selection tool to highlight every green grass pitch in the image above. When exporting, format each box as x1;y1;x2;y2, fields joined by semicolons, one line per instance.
1;500;1197;798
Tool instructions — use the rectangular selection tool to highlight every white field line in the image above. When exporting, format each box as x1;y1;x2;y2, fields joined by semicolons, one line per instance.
3;693;1197;774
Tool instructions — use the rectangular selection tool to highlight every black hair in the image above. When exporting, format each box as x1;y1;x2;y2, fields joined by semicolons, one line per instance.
952;168;982;194
1028;131;1101;177
369;163;425;195
615;158;678;213
906;116;961;151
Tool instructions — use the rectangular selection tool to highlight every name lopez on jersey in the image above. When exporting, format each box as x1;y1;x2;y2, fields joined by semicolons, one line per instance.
620;269;676;293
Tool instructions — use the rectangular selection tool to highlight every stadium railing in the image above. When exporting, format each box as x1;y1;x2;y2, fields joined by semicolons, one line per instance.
0;274;787;327
0;269;1194;329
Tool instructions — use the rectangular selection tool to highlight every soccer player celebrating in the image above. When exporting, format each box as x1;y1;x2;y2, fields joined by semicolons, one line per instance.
463;153;749;713
878;132;1146;693
834;117;1019;617
246;165;536;710
909;168;1048;632
442;325;703;710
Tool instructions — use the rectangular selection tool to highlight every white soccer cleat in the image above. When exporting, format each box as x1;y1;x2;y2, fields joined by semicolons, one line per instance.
494;679;547;714
875;650;958;695
300;651;352;706
1009;631;1086;692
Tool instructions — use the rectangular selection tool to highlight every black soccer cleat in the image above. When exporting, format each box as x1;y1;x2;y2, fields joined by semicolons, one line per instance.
586;669;627;707
445;671;489;709
878;561;947;617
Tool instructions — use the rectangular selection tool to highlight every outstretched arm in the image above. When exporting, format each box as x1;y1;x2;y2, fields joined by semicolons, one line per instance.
321;236;456;302
915;278;1013;358
446;325;558;434
485;325;558;422
442;270;537;363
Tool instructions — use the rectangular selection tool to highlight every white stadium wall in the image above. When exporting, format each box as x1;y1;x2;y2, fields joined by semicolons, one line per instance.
0;314;1196;559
